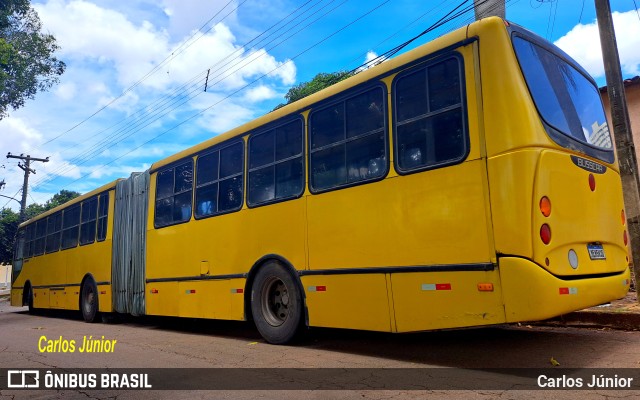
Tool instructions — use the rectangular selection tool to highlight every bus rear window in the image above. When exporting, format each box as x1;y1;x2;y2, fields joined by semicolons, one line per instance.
513;36;612;152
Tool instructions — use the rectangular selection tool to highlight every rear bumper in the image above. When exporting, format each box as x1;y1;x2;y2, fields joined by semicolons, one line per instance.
499;257;630;322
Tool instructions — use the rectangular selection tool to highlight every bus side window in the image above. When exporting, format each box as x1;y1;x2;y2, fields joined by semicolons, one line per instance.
46;212;62;253
310;86;387;192
34;218;47;256
97;193;109;241
80;197;98;246
154;160;193;227
395;57;466;173
248;119;304;206
62;204;81;250
195;141;244;218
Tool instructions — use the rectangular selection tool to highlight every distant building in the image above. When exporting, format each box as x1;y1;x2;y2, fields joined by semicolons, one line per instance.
599;76;640;163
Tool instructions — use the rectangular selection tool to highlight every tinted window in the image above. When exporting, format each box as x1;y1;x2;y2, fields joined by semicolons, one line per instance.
394;57;466;172
62;204;81;250
155;160;193;227
513;36;612;150
33;219;47;256
45;212;63;253
97;193;109;241
25;224;35;258
80;197;98;245
310;87;387;191
195;141;244;218
248;119;304;206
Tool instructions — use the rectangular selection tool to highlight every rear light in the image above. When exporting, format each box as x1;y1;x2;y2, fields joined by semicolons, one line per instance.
622;209;626;225
624;230;628;246
540;224;551;244
589;174;596;191
540;196;551;217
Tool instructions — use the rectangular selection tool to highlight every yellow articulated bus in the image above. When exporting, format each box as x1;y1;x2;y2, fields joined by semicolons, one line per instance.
11;17;630;344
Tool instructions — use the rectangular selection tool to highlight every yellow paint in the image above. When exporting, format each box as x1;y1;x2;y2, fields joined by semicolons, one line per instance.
11;17;629;335
500;257;630;322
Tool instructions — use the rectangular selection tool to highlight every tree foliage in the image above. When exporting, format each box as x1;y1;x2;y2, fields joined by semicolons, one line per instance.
0;190;80;264
0;0;66;120
273;71;354;111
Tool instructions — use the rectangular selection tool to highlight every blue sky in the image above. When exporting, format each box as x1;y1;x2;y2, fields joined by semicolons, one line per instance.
1;0;639;209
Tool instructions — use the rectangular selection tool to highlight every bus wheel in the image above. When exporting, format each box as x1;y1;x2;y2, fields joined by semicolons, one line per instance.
80;279;100;323
251;262;303;344
26;286;35;314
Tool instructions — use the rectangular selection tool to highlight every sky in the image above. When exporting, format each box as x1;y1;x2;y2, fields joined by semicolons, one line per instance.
1;0;640;209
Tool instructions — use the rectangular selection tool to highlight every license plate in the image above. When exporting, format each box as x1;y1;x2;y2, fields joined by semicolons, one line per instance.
587;244;606;260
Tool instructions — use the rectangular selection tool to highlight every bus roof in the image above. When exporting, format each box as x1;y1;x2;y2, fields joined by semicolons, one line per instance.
18;179;122;228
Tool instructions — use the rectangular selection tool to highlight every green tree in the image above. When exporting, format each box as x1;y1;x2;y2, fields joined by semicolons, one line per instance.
273;71;354;110
0;208;19;263
0;0;66;120
0;190;80;264
43;190;80;211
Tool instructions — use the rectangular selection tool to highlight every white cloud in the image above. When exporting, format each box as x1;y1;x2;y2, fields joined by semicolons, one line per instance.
161;0;239;38
4;0;299;208
244;85;277;102
35;0;170;87
554;10;640;78
55;82;77;100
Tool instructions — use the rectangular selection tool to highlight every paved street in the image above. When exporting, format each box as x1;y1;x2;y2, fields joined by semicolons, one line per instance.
1;297;639;399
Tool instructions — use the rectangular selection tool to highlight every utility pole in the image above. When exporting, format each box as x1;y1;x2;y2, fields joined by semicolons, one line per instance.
474;0;505;20
595;0;640;294
6;153;49;222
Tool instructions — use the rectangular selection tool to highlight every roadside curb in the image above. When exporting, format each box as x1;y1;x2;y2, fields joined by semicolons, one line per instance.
539;310;640;331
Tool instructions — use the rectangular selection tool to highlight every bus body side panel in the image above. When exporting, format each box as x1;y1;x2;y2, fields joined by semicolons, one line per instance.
146;172;306;321
391;269;504;332
305;42;496;332
302;274;392;332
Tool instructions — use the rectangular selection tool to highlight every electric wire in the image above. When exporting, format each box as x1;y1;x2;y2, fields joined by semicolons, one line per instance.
33;0;243;150
32;0;346;187
49;0;395;191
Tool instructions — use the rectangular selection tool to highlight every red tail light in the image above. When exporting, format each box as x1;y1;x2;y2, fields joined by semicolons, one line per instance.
589;174;596;191
540;224;551;244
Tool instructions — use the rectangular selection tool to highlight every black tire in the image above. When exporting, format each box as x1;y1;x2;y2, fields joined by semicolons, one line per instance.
251;261;304;344
80;278;100;323
26;286;35;314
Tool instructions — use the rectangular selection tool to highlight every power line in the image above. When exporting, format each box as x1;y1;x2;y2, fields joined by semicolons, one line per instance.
47;0;395;192
33;0;350;188
30;0;245;152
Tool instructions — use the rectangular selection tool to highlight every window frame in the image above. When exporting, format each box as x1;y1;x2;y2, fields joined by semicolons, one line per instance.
61;203;81;251
96;192;109;242
193;138;245;220
247;116;305;208
307;83;390;194
391;52;469;176
24;223;35;259
45;211;63;254
154;158;195;229
33;218;47;256
79;196;98;246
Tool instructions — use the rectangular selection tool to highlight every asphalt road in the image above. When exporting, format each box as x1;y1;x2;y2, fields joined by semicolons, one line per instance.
1;297;639;400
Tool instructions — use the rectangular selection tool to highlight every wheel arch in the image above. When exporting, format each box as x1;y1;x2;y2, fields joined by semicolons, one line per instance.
244;254;308;326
